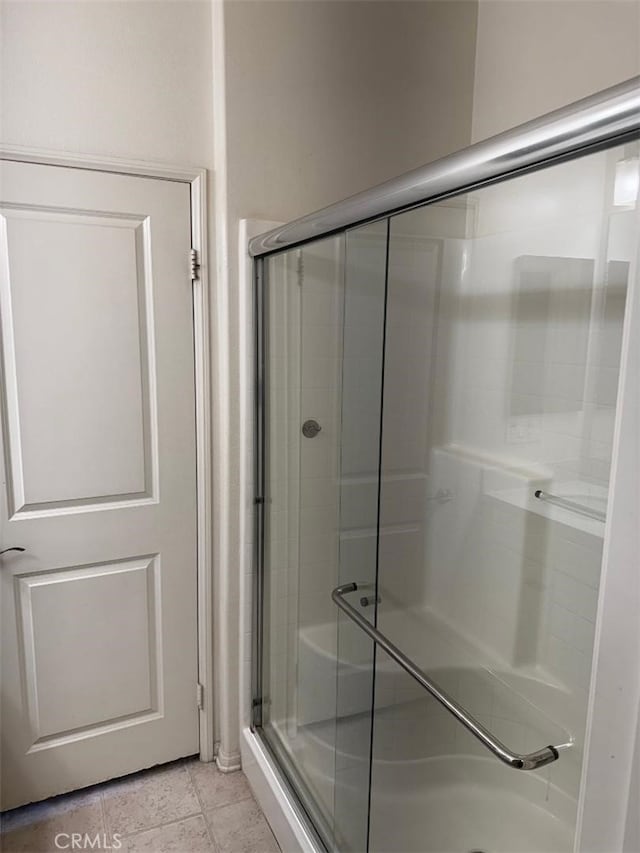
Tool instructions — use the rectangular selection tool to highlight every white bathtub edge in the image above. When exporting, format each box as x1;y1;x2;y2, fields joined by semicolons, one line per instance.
241;726;323;853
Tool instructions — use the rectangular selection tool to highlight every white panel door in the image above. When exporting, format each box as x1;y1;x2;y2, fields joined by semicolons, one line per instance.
0;160;199;810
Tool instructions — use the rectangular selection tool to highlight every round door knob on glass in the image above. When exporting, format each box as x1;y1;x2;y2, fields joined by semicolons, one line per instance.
0;547;26;555
302;419;322;438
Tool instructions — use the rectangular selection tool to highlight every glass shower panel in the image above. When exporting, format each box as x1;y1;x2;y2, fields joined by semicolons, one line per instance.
260;235;345;845
260;222;388;851
367;140;639;853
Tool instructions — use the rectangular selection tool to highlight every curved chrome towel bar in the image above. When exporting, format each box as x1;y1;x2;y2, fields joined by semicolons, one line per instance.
332;582;568;771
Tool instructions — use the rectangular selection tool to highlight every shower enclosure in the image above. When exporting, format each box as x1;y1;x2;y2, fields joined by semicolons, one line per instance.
249;78;640;852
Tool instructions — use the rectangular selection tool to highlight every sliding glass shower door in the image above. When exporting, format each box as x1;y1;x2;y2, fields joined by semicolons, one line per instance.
367;140;638;853
255;132;639;851
258;222;387;851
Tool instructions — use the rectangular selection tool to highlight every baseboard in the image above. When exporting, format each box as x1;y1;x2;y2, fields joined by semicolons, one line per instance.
216;748;242;773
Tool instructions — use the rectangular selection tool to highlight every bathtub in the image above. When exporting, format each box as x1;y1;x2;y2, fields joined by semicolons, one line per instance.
293;684;575;853
367;754;574;853
290;688;575;853
293;606;577;852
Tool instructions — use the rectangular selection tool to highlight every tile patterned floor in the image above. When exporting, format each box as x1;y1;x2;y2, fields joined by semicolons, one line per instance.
0;758;281;853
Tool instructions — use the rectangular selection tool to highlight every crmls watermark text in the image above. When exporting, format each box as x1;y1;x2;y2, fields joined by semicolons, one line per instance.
54;833;122;849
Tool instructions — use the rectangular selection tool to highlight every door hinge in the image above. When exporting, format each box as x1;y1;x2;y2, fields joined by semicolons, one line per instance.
190;248;200;282
196;682;204;710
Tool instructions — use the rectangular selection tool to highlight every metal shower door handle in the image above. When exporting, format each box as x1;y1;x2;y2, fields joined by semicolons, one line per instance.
332;582;567;771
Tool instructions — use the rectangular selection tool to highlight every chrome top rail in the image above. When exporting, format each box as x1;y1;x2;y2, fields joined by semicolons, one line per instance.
332;582;569;771
250;76;640;257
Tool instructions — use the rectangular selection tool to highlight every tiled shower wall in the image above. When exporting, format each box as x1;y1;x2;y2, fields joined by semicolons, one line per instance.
448;151;627;486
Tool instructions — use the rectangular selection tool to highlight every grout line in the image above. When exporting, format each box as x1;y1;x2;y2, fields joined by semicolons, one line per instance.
98;790;111;846
184;759;218;851
204;793;255;816
119;811;209;841
107;808;205;841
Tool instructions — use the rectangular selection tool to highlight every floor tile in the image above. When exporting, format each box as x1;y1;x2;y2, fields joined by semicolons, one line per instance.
102;761;201;836
205;799;279;853
187;761;253;811
121;815;215;853
1;759;278;853
0;790;104;853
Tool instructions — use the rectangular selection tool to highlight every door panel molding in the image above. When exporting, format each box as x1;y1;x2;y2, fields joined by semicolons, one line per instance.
1;206;158;517
0;144;215;763
17;554;162;750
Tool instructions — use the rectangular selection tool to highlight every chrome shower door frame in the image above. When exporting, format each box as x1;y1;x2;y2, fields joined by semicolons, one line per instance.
251;75;640;851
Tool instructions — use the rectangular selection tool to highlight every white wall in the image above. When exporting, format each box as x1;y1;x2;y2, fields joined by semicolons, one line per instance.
224;0;478;224
471;0;640;142
0;0;214;168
